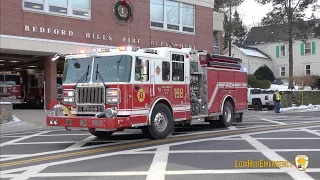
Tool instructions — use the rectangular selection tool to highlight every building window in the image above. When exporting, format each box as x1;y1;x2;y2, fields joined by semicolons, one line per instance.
172;54;184;81
280;67;285;77
306;65;311;75
23;0;91;18
280;45;285;57
305;42;311;55
213;31;220;54
150;0;195;33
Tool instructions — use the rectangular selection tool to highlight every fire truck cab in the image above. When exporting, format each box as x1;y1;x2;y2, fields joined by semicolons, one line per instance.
0;71;24;106
47;46;247;139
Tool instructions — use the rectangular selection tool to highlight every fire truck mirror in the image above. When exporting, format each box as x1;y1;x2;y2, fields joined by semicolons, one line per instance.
74;62;81;69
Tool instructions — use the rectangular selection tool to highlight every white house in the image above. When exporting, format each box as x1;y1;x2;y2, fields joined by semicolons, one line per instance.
223;44;272;74
242;20;320;79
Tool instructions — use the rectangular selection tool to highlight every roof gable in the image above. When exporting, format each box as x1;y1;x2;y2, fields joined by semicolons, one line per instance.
231;44;271;59
243;19;320;45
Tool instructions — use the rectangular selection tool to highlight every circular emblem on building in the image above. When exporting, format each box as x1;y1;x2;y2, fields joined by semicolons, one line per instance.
137;89;145;102
156;66;161;75
113;0;133;22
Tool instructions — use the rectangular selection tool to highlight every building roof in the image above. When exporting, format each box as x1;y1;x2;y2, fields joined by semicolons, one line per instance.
225;44;271;59
243;19;320;45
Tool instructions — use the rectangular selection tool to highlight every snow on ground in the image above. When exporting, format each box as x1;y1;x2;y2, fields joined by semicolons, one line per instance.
268;84;319;91
280;104;320;112
0;115;21;125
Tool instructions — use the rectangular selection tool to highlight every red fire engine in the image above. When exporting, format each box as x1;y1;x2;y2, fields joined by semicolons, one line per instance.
46;46;248;139
0;70;62;108
0;71;24;106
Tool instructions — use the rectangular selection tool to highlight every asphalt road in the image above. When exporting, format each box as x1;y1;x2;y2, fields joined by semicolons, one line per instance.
1;110;320;180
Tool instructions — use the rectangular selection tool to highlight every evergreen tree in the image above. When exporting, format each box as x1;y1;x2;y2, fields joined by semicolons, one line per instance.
214;0;245;52
255;0;319;89
232;10;247;44
253;65;275;82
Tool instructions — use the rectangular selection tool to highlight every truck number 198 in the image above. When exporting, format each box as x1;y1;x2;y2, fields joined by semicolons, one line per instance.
174;88;183;98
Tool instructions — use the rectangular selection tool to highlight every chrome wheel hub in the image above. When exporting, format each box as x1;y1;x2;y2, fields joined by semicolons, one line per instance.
154;112;168;132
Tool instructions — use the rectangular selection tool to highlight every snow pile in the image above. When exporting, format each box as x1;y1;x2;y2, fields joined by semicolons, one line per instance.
280;104;320;112
268;84;318;91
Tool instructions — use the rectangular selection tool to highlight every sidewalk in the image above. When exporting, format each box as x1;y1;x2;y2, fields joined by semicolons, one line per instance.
0;109;59;135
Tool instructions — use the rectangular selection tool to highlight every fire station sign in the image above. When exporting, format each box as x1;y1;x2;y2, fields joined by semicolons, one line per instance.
24;25;196;49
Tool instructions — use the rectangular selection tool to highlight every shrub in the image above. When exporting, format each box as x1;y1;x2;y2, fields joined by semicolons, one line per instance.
248;74;259;88
259;80;271;89
248;74;271;89
253;65;275;82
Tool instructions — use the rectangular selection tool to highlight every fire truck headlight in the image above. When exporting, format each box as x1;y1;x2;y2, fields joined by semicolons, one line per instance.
106;89;120;104
67;91;74;96
63;97;74;103
49;120;54;125
105;108;117;118
53;120;58;125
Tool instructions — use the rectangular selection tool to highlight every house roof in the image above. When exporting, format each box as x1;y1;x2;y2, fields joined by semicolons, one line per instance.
225;44;271;59
243;19;320;45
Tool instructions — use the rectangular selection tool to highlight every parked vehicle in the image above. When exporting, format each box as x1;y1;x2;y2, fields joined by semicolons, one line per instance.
247;88;274;110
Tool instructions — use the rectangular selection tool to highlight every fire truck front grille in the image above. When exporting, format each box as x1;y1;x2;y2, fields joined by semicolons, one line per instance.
76;105;105;113
76;86;105;104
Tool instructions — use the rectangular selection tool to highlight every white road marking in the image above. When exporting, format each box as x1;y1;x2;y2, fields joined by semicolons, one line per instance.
255;138;320;140
275;149;320;152
0;130;53;147
10;165;47;180
1;139;146;162
11;141;80;145
260;118;287;125
0;135;24;138
0;123;280;162
146;145;170;180
241;134;315;180
65;135;96;151
2;168;320;178
2;124;317;175
301;128;320;137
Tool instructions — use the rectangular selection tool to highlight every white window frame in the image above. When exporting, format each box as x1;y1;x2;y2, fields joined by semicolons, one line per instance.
280;66;286;77
213;31;220;54
280;45;286;57
22;0;91;19
305;42;311;55
150;0;195;34
305;64;311;75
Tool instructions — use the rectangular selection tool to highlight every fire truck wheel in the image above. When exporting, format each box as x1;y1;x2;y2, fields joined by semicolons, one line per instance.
220;101;234;127
143;103;173;140
89;130;114;138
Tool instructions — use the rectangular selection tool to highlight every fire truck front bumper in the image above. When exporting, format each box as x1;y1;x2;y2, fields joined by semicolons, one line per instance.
46;104;130;130
0;97;23;104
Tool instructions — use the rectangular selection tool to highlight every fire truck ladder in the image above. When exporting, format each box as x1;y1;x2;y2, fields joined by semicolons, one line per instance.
205;54;242;70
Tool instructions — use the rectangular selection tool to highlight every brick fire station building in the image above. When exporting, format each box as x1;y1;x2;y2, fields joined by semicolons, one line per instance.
0;0;224;109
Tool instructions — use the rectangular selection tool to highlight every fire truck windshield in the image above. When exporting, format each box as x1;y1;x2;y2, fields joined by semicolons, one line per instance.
92;55;132;83
62;55;132;84
0;75;21;85
63;57;93;84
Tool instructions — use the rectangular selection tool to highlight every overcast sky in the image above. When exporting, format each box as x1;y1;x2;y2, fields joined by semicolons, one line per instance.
236;0;320;28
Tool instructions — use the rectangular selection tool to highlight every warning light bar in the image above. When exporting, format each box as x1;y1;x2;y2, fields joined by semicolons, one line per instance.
96;46;139;53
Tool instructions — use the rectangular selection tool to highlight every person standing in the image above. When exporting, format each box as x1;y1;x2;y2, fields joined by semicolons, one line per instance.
273;90;281;113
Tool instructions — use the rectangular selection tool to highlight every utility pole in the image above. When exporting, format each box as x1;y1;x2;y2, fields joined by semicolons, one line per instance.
228;0;232;56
